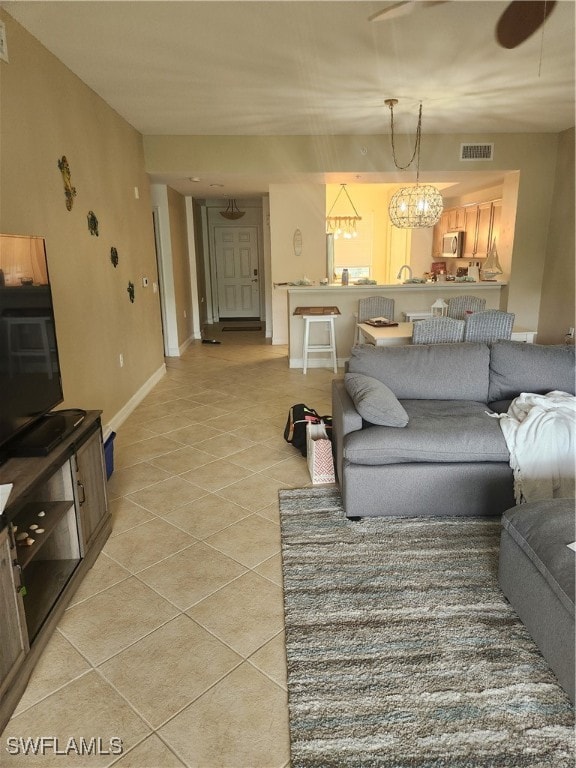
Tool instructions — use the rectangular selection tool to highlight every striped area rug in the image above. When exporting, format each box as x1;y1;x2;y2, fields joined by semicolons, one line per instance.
279;487;575;768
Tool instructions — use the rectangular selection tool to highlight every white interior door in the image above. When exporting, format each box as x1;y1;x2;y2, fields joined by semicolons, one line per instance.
214;226;260;318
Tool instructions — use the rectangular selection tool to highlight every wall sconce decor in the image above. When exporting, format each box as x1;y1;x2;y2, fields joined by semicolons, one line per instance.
293;229;303;256
385;99;444;229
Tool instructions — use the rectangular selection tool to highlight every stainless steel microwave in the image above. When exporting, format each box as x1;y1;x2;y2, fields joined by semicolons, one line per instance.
442;231;464;258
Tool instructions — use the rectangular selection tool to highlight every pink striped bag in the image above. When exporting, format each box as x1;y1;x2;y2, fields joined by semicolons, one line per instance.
306;421;335;485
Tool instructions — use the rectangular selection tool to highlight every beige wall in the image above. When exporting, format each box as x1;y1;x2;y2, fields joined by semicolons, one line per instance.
147;132;570;334
167;187;193;348
537;128;576;344
191;199;208;328
269;183;325;343
269;184;325;284
0;11;165;431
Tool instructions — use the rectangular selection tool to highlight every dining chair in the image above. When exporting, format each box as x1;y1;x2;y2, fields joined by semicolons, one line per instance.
463;310;515;342
354;296;395;343
411;317;465;344
446;295;486;320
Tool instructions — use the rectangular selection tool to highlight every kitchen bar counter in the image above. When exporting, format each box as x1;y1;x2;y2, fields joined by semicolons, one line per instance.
287;281;508;292
284;281;511;368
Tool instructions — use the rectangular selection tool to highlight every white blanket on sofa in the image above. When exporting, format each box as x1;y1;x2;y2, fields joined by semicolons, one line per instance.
491;391;576;504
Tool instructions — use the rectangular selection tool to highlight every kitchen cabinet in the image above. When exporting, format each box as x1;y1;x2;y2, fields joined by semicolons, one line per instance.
447;207;465;230
463;206;479;259
436;200;502;260
490;200;502;251
475;203;493;259
432;211;450;257
0;412;111;732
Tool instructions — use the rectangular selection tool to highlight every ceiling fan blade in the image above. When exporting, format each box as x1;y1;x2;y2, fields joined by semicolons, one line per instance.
369;1;449;23
496;0;557;49
368;1;415;23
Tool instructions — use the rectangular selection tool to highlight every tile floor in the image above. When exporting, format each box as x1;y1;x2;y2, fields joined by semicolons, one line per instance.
2;326;338;768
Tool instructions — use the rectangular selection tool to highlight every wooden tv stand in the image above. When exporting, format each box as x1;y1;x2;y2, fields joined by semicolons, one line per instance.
0;411;111;733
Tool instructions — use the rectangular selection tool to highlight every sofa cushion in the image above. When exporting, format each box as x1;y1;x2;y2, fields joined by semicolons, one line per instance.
487;399;513;414
343;400;510;465
344;373;409;427
348;343;490;401
489;340;576;403
501;499;575;614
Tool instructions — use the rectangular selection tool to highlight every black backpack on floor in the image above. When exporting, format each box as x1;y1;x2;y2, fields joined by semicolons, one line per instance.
284;404;332;457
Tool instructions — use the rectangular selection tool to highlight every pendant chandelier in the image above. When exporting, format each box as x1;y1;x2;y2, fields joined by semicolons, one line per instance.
386;99;444;229
219;199;245;220
326;184;362;239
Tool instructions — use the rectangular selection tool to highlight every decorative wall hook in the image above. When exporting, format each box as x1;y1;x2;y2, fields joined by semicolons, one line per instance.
87;211;99;236
57;156;77;211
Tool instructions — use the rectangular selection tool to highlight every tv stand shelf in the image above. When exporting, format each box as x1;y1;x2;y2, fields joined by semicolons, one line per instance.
23;558;80;642
13;500;75;569
0;411;111;732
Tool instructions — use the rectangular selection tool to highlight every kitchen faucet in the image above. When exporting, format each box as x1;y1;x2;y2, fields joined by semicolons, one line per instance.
396;264;413;280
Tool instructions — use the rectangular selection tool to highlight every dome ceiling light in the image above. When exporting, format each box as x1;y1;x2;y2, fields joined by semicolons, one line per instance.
219;199;245;220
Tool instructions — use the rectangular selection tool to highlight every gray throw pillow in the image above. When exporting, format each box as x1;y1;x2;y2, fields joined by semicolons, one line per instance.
345;373;409;427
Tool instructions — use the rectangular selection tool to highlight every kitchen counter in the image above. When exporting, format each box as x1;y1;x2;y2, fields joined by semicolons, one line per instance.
282;281;510;367
286;281;508;291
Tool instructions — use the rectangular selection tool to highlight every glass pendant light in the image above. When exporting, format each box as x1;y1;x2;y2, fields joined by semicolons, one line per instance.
386;99;444;229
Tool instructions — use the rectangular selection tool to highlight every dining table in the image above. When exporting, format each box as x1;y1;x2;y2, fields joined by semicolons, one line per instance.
357;322;415;346
357;322;537;346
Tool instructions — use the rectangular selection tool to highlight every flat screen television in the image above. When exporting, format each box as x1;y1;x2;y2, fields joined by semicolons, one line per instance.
0;234;67;460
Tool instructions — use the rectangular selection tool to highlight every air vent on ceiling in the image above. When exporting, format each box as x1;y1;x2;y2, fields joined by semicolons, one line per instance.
460;143;494;161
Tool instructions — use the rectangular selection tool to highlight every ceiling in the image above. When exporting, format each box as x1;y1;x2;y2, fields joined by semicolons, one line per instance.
4;1;575;198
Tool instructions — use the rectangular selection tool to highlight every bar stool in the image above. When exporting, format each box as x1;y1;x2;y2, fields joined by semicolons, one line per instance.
294;306;340;374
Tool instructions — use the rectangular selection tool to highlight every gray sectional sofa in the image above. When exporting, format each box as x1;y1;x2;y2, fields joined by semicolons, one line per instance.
499;498;575;704
332;340;575;519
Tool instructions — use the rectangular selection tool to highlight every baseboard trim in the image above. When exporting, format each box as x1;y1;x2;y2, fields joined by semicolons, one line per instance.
289;357;346;370
165;333;200;356
104;363;167;439
179;335;194;355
